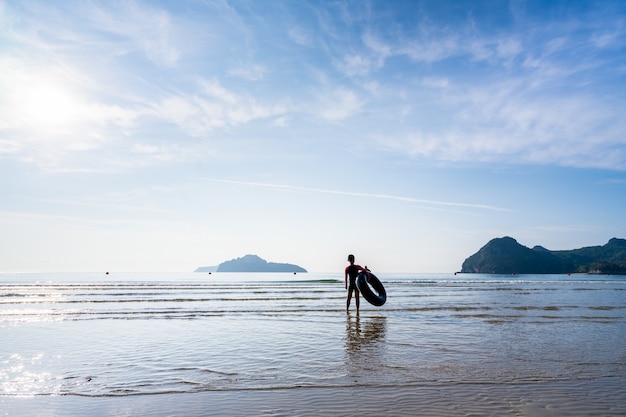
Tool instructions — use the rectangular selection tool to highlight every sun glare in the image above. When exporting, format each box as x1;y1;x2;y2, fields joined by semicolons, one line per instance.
18;82;82;127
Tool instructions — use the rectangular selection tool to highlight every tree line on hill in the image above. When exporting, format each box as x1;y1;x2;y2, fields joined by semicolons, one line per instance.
195;254;307;273
461;237;626;274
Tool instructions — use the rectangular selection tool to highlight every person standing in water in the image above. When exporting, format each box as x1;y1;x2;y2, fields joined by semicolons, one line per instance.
344;254;369;312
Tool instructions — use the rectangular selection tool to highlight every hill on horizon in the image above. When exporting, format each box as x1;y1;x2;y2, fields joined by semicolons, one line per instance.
195;254;307;273
461;237;626;274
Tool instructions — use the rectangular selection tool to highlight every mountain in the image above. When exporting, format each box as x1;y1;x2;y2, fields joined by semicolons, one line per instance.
195;254;307;273
461;237;626;274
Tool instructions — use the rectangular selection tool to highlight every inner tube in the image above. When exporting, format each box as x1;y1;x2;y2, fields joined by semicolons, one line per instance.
356;272;386;307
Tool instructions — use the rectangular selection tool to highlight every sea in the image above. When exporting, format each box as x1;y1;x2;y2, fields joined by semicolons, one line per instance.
1;271;625;415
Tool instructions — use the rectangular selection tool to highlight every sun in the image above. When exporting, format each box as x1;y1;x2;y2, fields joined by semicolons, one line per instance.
19;82;82;127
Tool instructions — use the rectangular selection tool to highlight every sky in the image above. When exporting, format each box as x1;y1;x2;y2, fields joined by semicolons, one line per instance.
1;0;625;273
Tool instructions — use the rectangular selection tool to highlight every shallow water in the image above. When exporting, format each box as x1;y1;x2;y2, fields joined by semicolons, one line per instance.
1;272;625;398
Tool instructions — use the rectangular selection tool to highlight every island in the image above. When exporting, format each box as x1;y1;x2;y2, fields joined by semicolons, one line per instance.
195;254;307;273
460;237;626;274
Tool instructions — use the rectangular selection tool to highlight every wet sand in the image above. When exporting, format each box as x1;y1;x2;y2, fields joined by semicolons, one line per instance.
3;378;625;416
3;273;624;415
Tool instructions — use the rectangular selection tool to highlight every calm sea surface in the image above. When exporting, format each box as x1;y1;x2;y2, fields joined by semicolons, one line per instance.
1;272;625;397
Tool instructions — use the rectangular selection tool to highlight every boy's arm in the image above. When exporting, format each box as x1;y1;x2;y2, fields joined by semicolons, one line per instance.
355;264;370;273
360;265;372;280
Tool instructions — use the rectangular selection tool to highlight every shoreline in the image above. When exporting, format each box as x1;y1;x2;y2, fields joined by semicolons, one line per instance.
3;378;625;417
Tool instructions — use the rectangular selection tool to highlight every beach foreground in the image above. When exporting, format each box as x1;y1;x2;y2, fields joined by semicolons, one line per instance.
1;272;625;416
2;378;625;416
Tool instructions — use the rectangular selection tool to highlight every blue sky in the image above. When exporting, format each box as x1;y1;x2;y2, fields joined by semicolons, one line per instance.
1;0;625;273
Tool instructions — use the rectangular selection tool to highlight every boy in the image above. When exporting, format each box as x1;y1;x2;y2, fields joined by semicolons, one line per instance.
344;254;369;312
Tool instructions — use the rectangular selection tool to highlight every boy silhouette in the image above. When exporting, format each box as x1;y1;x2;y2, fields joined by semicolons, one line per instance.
344;254;369;312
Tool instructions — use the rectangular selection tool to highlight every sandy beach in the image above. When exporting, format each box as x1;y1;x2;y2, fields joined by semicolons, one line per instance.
2;378;625;416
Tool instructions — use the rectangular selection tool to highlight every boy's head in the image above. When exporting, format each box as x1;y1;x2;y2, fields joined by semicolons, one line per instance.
347;254;355;263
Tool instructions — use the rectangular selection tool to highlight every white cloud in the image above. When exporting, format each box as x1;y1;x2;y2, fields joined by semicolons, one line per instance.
422;77;449;88
497;38;523;56
381;77;626;169
401;31;461;63
360;22;527;70
199;79;239;104
591;31;620;48
334;53;374;77
154;96;224;136
362;31;392;61
288;25;314;47
228;64;268;81
315;87;364;121
84;1;182;66
272;116;289;127
3;1;185;67
129;142;217;164
153;79;286;136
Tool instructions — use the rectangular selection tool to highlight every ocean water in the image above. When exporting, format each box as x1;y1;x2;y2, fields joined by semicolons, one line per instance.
1;272;625;399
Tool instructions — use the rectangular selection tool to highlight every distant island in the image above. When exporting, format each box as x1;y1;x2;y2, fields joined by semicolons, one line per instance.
195;254;307;273
461;237;626;274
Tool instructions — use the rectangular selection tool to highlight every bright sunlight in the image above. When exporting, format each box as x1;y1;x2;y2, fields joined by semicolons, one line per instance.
17;82;82;127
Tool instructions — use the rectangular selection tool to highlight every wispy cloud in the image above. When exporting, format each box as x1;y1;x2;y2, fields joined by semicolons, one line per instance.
288;25;314;47
153;78;287;136
206;179;513;212
2;0;625;172
82;1;183;66
228;64;268;81
380;73;626;169
334;53;376;77
313;87;365;121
